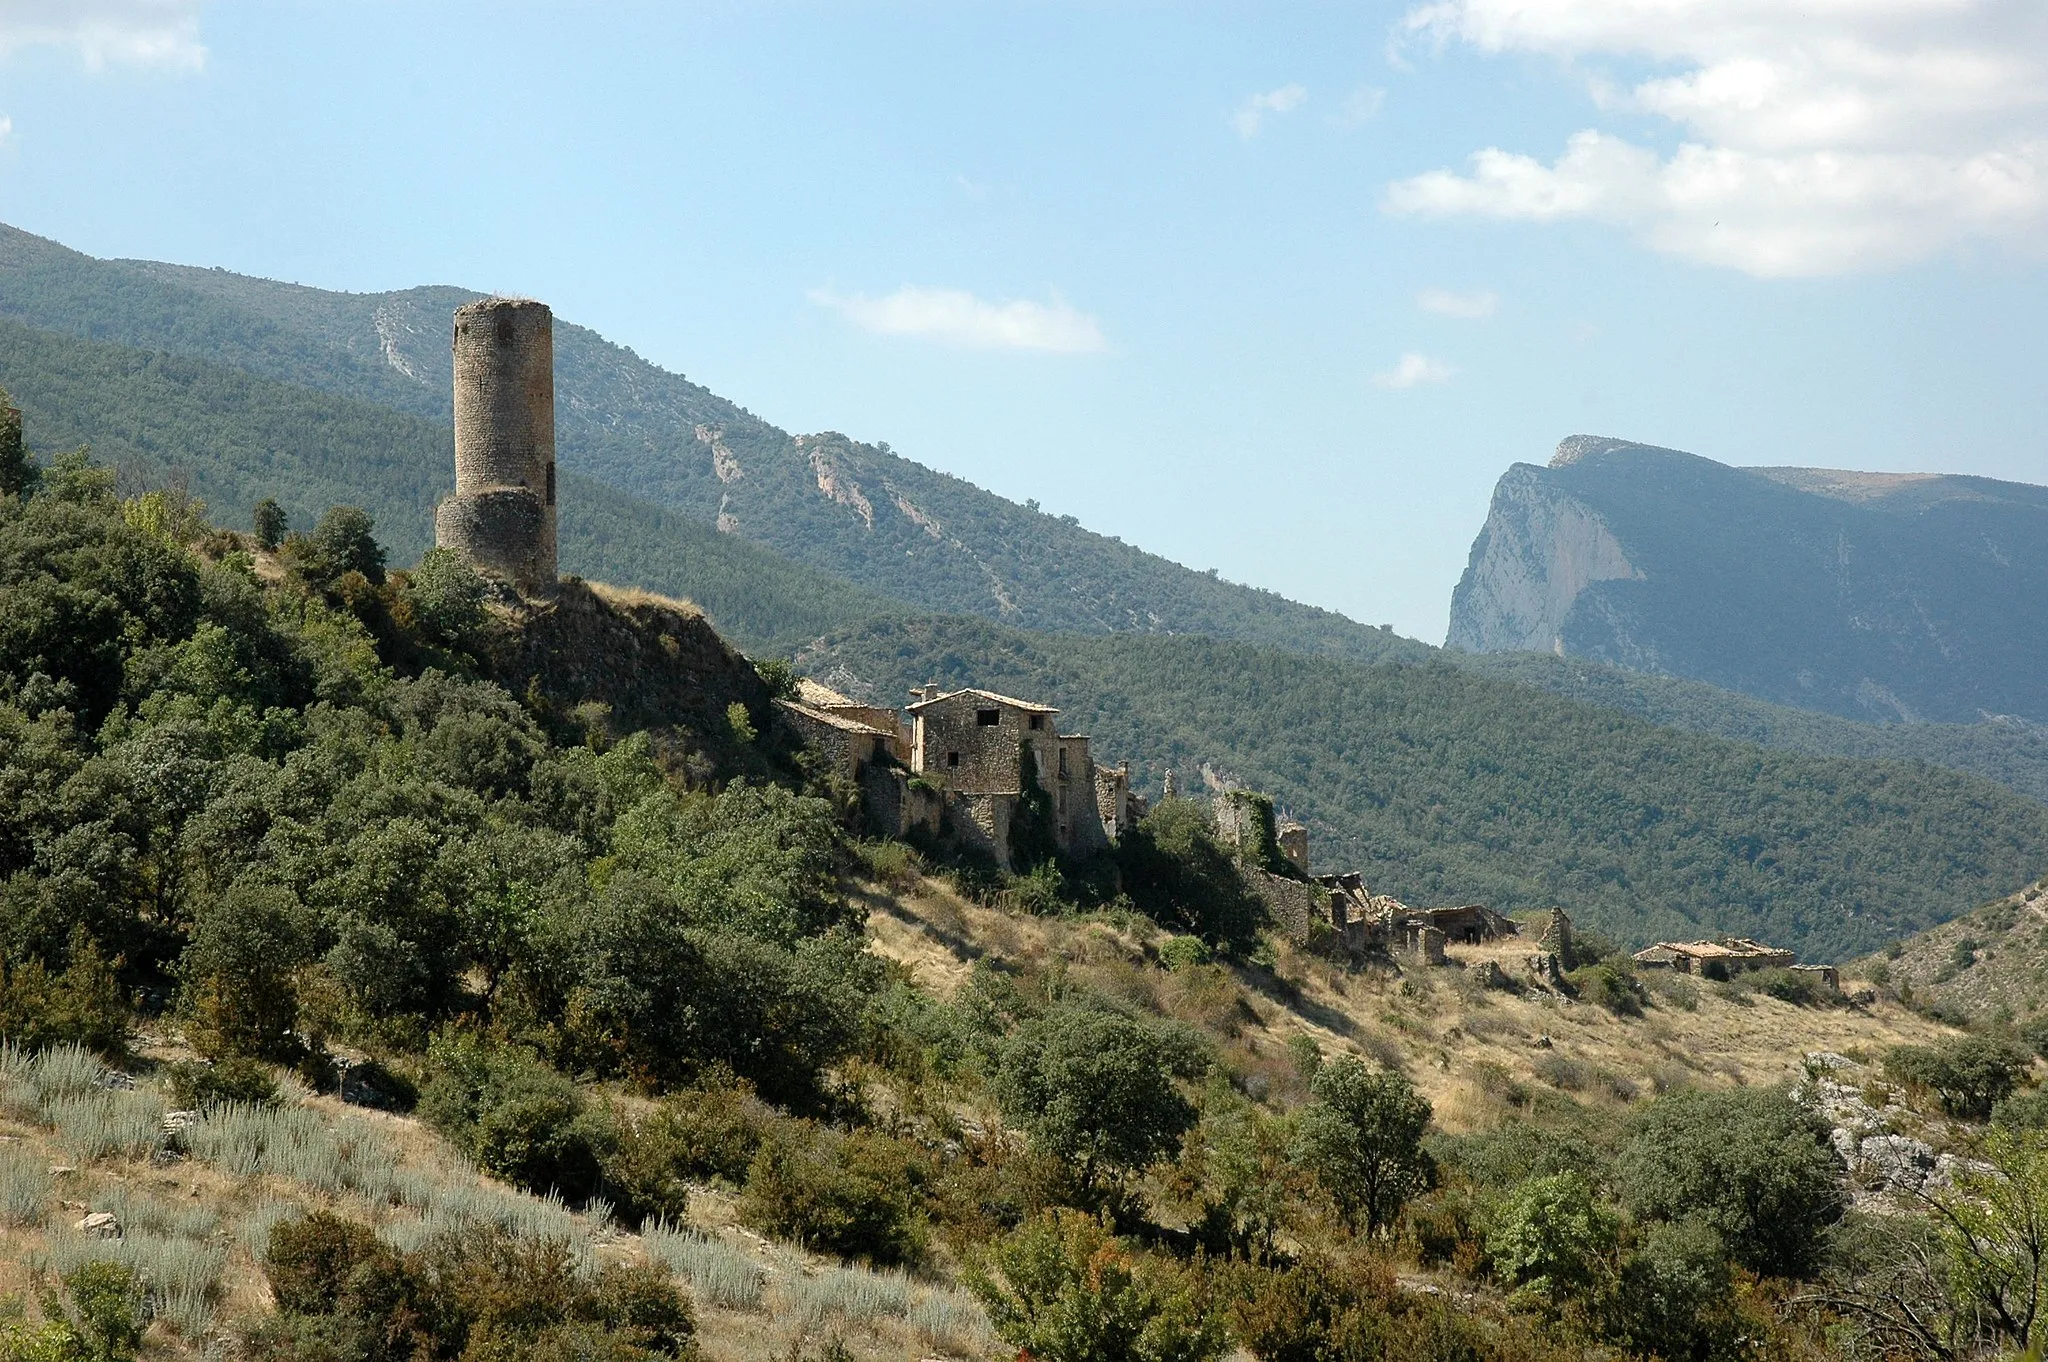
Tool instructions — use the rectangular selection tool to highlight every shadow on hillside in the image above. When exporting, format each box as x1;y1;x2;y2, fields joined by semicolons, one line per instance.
1232;961;1359;1039
862;888;987;965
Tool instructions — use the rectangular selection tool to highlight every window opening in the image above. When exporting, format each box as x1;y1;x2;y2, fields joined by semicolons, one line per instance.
976;709;1000;726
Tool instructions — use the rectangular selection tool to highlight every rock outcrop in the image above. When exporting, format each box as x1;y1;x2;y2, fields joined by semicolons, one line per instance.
1448;436;2048;725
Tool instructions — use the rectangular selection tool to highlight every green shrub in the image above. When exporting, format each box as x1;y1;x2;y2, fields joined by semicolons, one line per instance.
165;1057;278;1110
1291;1059;1434;1236
60;1261;145;1362
1116;799;1264;951
994;1005;1201;1199
1745;968;1830;1007
738;1125;928;1267
1225;1249;1401;1362
258;1211;697;1361
0;936;127;1061
419;1032;609;1201
966;1209;1226;1362
1564;963;1644;1017
1487;1172;1617;1313
1884;1036;2031;1119
602;1080;771;1224
1616;1086;1841;1279
1160;936;1212;972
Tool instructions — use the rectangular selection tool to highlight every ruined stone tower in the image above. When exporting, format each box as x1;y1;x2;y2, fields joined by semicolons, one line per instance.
435;298;557;596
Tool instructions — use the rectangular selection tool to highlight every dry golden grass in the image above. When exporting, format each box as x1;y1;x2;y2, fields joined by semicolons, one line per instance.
588;580;703;618
860;873;1966;1135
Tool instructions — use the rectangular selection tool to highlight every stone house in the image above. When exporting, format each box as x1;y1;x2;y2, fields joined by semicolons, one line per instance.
903;686;1119;869
1631;937;1797;978
796;679;912;762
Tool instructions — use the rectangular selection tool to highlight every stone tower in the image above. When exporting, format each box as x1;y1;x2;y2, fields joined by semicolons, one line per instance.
435;298;557;596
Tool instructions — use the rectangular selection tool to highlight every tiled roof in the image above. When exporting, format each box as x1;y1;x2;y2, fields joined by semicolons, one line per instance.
906;687;1060;714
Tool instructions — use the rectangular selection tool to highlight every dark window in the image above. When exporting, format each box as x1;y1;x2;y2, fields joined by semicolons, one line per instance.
947;751;960;768
1058;749;1069;777
1028;714;1044;730
976;709;1000;726
546;462;556;506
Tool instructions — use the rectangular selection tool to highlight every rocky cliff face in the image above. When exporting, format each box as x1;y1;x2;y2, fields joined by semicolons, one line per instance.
1448;437;2048;725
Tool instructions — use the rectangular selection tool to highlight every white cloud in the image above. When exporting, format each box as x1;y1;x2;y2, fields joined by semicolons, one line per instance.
0;0;206;71
810;285;1108;354
1338;86;1387;128
1235;83;1308;139
1384;0;2048;275
0;116;12;144
1372;352;1455;388
1416;286;1499;318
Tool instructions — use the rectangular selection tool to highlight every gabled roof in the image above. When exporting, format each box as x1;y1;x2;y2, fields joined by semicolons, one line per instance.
905;687;1059;715
773;698;891;737
796;678;863;709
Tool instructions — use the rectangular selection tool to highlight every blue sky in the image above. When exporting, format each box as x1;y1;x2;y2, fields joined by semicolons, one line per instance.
1;0;2044;642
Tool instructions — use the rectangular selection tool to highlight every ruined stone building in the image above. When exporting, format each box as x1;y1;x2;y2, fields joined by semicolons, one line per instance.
905;686;1127;868
1631;937;1797;978
775;680;1133;871
436;298;558;596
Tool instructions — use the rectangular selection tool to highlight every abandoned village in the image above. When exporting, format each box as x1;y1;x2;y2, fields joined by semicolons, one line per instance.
434;295;1835;988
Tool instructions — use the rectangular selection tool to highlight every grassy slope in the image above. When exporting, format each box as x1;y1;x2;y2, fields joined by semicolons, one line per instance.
1854;873;2048;1024
0;317;899;656
803;618;2048;960
866;870;1962;1129
2;864;1967;1361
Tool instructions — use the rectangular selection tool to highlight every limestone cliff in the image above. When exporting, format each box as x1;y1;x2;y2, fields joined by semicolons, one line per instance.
1448;437;2048;725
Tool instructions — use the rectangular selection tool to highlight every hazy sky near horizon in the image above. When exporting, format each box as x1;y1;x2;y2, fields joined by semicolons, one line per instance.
2;1;2045;642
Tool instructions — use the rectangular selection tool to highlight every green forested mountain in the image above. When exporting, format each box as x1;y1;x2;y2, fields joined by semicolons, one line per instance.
1449;436;2048;725
1459;650;2048;805
0;315;896;654
0;221;1405;660
801;616;2048;960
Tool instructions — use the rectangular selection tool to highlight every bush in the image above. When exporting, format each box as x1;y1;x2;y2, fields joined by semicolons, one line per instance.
1884;1036;2031;1119
1226;1251;1402;1362
1291;1059;1434;1236
259;1211;697;1361
966;1209;1226;1362
1564;963;1643;1017
1616;1086;1842;1279
1116;799;1264;951
0;932;127;1059
602;1080;772;1225
1993;1087;2048;1130
994;1005;1201;1199
738;1125;928;1266
1744;967;1830;1007
1487;1172;1617;1313
1160;936;1212;972
165;1057;278;1110
419;1032;609;1201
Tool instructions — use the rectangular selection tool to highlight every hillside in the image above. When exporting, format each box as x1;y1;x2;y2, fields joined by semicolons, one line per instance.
0;220;1405;661
5;449;2042;1362
1856;873;2048;1025
800;616;2048;960
0;315;898;654
1448;435;2048;725
1461;650;2048;805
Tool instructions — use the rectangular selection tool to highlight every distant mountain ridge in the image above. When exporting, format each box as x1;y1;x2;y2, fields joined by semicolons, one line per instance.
1449;436;2048;725
0;222;1401;662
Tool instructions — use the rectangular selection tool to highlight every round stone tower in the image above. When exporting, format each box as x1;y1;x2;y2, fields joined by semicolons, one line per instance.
435;297;557;596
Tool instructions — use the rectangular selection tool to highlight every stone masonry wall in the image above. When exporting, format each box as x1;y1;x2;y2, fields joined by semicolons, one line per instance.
440;298;557;595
